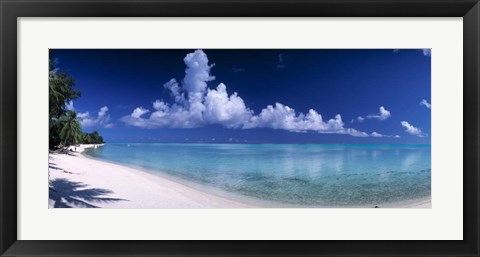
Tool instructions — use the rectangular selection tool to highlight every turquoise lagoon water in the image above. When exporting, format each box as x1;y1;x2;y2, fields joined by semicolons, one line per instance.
85;143;431;207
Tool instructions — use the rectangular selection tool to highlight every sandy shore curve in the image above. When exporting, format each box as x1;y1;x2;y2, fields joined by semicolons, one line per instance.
48;144;431;208
49;145;253;208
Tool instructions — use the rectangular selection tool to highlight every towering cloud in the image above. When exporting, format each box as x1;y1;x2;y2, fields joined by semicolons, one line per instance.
121;50;376;137
121;50;252;129
183;50;215;94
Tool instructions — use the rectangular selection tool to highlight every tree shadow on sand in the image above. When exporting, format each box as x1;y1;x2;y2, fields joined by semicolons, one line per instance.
49;178;127;208
48;163;63;171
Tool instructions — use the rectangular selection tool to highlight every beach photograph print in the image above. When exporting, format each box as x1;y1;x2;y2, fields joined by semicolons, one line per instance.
48;49;431;208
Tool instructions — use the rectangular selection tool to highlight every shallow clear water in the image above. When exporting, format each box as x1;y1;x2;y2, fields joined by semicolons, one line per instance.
85;143;431;207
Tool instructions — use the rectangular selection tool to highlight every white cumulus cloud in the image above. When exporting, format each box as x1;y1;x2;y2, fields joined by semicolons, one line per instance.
367;106;391;121
351;116;365;123
163;78;185;104
121;50;374;137
400;121;425;137
244;104;367;137
371;131;400;138
65;100;74;111
120;51;252;129
203;83;253;128
420;99;431;109
183;50;215;94
131;107;150;118
78;106;113;129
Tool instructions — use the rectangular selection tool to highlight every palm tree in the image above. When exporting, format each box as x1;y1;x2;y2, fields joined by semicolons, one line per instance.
49;60;80;121
59;111;82;148
49;60;81;149
82;133;92;144
90;130;104;144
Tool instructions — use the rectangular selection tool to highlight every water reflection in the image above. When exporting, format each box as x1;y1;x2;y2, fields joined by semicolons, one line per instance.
87;144;431;206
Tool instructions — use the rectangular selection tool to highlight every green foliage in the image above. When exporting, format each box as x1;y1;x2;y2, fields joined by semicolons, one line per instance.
49;60;80;121
49;59;105;150
80;131;104;144
49;118;64;149
59;111;82;147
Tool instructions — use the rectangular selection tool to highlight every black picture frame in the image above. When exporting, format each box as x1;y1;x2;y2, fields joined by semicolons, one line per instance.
1;0;479;256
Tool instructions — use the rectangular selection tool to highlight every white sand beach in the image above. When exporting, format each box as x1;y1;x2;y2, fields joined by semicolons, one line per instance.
48;144;253;208
48;144;431;209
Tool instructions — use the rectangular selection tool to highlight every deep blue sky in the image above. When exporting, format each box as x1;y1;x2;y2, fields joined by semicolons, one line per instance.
50;49;431;144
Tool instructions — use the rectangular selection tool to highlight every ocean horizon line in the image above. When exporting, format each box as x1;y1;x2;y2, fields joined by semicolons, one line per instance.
101;142;432;146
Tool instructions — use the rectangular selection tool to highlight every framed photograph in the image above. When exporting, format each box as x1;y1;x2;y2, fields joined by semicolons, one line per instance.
1;0;479;256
